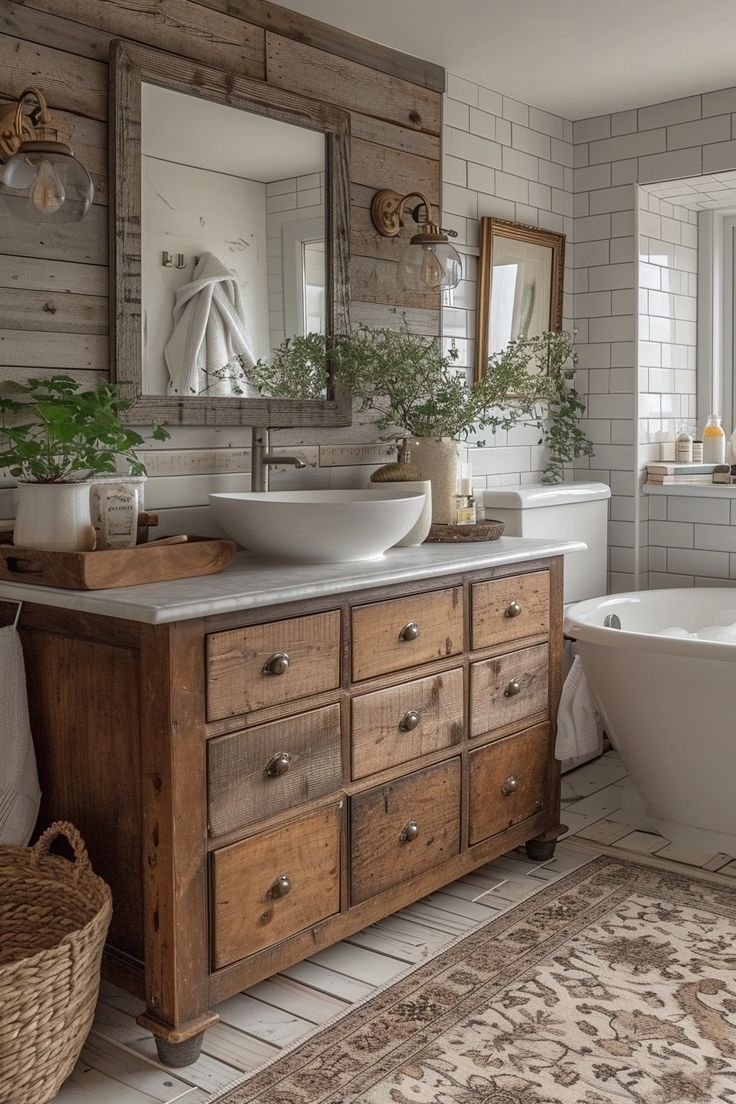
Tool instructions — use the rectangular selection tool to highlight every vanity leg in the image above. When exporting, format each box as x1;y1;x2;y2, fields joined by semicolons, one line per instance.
154;1031;206;1068
138;624;218;1071
525;826;566;862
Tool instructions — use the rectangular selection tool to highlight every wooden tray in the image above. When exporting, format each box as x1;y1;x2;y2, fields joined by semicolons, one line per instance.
0;537;235;590
426;520;505;543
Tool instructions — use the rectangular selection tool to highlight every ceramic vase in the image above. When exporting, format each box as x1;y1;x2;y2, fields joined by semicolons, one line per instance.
14;481;96;552
405;437;459;524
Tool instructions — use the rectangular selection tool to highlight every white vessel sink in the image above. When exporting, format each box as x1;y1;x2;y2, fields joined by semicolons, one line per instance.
209;489;426;563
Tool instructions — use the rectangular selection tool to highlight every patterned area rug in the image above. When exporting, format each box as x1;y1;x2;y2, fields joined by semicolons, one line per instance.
214;856;736;1103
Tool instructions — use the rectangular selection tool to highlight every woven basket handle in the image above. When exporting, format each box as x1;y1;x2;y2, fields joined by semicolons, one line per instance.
33;821;92;881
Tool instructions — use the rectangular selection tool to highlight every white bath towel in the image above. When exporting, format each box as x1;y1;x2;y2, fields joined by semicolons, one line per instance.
164;251;259;398
0;625;41;845
555;655;601;763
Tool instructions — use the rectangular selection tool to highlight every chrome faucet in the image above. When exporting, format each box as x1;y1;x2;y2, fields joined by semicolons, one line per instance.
251;427;307;492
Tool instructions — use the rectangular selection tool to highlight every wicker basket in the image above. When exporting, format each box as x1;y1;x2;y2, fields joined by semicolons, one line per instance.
0;822;112;1104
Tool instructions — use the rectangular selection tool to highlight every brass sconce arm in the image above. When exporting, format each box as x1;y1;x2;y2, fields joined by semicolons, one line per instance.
0;87;57;161
370;188;439;238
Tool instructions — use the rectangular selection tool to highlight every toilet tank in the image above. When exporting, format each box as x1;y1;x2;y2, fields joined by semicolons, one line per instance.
482;482;610;603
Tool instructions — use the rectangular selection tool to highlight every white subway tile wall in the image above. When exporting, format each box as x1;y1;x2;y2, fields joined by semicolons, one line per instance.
441;76;574;488
572;87;736;592
646;491;736;587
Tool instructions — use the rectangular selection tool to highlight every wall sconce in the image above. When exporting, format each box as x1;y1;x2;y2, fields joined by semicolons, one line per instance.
0;87;94;221
370;189;462;291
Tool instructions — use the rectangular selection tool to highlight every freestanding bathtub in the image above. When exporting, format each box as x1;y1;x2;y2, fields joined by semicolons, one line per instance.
564;588;736;853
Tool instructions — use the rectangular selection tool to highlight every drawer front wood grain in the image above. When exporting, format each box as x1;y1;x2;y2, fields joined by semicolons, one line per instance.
469;643;548;739
206;610;341;721
350;759;461;904
351;587;463;681
211;804;341;969
471;571;550;650
208;704;342;836
469;725;549;844
351;667;464;780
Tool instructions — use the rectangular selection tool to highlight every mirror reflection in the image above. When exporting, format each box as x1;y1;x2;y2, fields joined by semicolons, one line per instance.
140;84;326;398
475;218;565;382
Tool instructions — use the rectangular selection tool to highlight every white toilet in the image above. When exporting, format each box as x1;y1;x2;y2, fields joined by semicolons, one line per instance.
482;481;611;772
481;482;610;606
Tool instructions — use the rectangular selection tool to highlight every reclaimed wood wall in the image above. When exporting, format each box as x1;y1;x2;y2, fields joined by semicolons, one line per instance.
0;0;443;525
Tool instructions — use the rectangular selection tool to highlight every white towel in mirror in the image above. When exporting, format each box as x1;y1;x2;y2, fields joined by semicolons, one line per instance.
165;251;260;398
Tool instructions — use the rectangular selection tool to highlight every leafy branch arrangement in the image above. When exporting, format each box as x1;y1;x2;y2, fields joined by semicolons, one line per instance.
209;316;594;483
0;375;169;483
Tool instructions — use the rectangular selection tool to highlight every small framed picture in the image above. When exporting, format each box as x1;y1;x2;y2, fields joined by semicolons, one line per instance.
475;218;565;382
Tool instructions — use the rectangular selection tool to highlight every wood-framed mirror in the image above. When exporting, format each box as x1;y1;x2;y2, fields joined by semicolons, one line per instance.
474;218;565;382
110;40;351;427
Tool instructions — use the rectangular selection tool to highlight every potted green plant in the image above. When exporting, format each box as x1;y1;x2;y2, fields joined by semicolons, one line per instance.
214;319;593;520
0;375;169;551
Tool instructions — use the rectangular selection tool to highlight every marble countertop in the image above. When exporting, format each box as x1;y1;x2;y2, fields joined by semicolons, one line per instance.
0;537;585;624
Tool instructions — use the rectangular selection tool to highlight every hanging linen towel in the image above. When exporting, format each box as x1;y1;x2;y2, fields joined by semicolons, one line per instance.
0;625;41;845
164;251;260;398
555;654;601;763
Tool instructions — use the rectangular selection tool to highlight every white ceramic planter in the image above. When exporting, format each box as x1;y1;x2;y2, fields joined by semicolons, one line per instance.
14;481;96;552
405;438;459;524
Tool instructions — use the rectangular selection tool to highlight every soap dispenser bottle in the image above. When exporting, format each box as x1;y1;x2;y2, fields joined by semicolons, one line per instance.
675;425;693;463
703;415;726;463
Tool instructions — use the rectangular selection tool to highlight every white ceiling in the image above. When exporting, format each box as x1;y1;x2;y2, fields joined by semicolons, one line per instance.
141;84;324;181
281;0;736;120
643;172;736;212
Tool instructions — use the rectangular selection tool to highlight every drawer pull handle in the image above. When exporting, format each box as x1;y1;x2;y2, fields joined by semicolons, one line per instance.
263;651;290;676
501;776;518;797
265;751;291;777
400;820;420;843
504;678;522;697
399;621;420;642
399;709;421;732
269;873;291;899
505;600;522;618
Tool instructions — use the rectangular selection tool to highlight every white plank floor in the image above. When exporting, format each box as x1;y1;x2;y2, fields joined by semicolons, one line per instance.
50;750;736;1104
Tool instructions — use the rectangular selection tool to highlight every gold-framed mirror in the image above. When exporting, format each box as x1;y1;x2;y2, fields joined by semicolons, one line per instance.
110;40;351;427
474;218;565;382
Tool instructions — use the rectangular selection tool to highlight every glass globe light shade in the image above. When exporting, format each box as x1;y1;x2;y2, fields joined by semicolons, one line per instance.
398;234;462;292
0;141;94;222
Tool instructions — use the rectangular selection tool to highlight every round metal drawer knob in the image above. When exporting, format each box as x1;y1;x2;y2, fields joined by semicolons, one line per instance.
263;651;290;676
504;678;522;698
266;751;291;777
270;873;291;898
501;776;518;797
399;621;420;642
400;820;420;843
504;600;522;618
399;710;422;732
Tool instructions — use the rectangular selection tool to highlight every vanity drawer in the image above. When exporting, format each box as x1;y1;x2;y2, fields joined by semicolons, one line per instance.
210;803;342;969
351;667;464;780
469;643;548;739
471;571;550;650
208;704;342;836
469;725;549;844
350;758;461;904
351;587;463;681
206;610;341;721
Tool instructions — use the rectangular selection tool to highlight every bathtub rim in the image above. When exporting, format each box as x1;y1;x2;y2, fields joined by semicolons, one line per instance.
564;589;736;662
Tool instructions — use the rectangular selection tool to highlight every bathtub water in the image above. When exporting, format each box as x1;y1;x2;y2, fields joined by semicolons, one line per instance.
564;589;736;855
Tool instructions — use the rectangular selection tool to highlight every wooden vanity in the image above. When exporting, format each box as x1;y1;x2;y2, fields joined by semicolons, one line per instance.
4;541;571;1065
